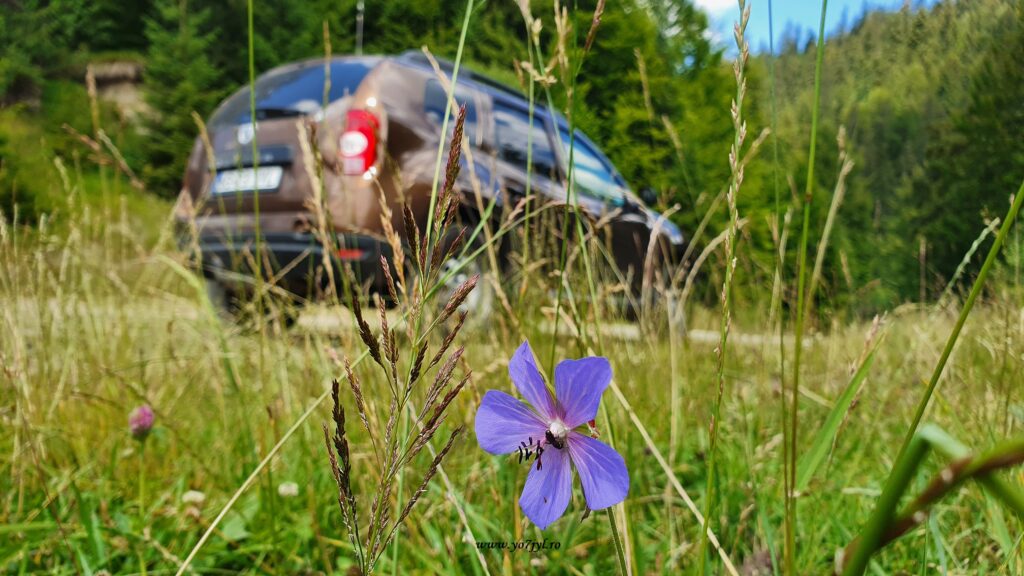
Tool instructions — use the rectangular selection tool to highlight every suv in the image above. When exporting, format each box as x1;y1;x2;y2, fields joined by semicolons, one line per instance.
175;52;686;319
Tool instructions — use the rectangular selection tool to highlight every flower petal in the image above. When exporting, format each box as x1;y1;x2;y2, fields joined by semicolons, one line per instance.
509;340;557;420
566;432;629;511
519;446;572;530
475;390;548;455
554;356;612;428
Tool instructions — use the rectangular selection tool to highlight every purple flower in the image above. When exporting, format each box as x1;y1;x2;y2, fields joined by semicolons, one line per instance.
129;405;154;440
474;340;629;530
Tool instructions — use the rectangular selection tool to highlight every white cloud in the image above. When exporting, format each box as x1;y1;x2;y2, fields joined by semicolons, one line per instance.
694;0;739;15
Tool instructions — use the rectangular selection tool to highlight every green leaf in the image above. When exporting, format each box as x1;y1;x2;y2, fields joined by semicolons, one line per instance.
221;512;251;542
73;487;107;572
796;344;880;491
0;521;53;534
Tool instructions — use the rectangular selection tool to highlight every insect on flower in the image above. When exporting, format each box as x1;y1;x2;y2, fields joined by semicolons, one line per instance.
474;340;629;530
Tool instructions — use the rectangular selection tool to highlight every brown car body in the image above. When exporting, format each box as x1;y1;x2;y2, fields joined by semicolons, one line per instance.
175;53;686;309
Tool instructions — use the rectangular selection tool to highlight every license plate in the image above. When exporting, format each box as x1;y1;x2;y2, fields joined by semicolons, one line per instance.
213;166;283;194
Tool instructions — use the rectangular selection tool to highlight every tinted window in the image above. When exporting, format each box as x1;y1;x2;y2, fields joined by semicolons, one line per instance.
493;103;557;179
424;80;479;145
559;128;623;203
210;60;373;127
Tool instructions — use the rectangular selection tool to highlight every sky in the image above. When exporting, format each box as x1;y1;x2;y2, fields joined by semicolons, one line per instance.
694;0;932;53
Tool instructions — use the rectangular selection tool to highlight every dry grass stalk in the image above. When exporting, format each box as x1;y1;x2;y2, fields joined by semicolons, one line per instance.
408;341;429;388
398;426;463;524
418;48;518;333
350;288;383;369
422;373;470;436
61;124;145;190
662;114;687;170
381;255;400;304
583;0;606;56
438;273;478;324
321;62;477;575
324;380;362;564
700;1;751;570
428;311;467;371
403;203;423;274
807;127;855;318
552;1;572;86
635;48;656;128
429;102;467;247
378;190;406;293
343;357;373;441
298;119;339;301
431;225;465;274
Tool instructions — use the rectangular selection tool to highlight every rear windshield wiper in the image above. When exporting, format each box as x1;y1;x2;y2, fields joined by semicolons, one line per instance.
252;107;306;120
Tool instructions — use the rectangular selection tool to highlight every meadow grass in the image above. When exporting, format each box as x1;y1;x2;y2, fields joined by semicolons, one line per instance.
3;184;1024;574
3;0;1024;574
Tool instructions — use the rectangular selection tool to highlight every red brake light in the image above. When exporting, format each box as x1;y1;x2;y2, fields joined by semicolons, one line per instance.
340;109;379;176
336;248;365;260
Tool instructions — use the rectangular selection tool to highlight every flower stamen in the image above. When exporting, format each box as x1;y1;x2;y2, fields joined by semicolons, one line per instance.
516;436;544;466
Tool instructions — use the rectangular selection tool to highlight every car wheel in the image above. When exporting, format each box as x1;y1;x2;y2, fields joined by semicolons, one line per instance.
203;276;238;321
203;277;297;331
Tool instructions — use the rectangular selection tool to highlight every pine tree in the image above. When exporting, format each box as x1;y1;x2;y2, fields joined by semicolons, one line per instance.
0;0;79;104
143;0;219;196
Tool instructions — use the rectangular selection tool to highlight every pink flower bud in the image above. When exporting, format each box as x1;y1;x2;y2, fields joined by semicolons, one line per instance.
129;405;154;440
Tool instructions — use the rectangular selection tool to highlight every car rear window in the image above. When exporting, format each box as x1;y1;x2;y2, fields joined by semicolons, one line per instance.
423;79;479;145
493;102;557;180
209;59;375;127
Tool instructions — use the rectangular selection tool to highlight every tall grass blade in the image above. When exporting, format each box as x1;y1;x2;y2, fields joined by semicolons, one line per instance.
795;344;879;491
699;1;750;572
843;175;1024;576
787;1;830;571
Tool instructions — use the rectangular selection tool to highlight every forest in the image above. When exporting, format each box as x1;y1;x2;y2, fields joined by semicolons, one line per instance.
3;0;1021;311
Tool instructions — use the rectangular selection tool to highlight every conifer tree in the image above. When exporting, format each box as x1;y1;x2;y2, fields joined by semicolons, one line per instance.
143;0;219;196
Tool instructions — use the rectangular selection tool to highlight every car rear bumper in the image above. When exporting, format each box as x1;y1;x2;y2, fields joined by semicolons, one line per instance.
191;231;392;299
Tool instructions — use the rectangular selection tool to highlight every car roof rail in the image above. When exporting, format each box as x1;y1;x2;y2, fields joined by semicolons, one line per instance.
395;50;531;103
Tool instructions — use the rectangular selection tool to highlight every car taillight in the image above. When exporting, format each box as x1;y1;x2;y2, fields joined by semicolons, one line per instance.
340;109;379;176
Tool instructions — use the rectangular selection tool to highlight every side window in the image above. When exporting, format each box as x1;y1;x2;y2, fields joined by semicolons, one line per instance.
559;128;623;204
424;79;479;145
492;103;558;180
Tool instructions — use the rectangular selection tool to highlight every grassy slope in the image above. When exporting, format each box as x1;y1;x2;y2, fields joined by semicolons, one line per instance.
0;79;169;239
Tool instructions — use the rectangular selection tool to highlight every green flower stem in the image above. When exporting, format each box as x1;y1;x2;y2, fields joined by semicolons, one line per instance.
787;1;829;572
520;4;631;571
138;441;146;518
